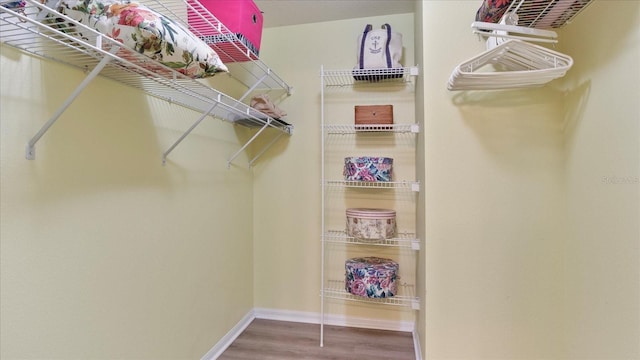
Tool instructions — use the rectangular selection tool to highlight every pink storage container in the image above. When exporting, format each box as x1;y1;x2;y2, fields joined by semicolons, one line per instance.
188;0;264;62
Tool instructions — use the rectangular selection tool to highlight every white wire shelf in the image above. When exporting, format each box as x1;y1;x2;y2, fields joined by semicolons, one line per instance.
324;230;420;250
0;0;292;165
152;0;291;93
319;62;420;346
325;180;420;192
324;124;419;134
323;280;419;310
500;0;594;29
321;67;419;87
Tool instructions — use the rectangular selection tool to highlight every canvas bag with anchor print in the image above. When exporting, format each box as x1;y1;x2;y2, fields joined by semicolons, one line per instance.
353;23;403;80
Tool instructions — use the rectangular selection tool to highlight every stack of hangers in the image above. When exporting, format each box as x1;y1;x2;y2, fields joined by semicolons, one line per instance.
447;38;573;90
447;11;574;91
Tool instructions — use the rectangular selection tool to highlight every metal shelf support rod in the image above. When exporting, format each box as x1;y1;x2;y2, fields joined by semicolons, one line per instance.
238;73;269;102
248;131;286;168
226;120;271;168
162;99;220;165
26;40;113;160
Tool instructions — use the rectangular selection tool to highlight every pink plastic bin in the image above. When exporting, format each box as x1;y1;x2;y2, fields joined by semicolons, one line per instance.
189;0;263;62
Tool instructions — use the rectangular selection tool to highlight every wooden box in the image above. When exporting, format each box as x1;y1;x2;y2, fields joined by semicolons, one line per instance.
354;105;394;126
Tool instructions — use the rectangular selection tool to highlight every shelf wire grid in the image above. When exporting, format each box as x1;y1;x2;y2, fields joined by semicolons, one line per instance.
322;67;419;87
503;0;594;29
0;0;291;132
324;230;419;250
325;180;420;191
146;0;291;94
323;280;419;309
324;124;419;134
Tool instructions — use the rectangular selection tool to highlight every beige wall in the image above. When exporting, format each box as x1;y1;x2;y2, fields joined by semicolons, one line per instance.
420;1;566;359
561;1;640;358
254;13;417;325
3;1;637;359
417;1;639;360
0;45;255;358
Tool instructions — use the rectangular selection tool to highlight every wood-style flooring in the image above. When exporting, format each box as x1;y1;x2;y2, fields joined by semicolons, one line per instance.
218;318;416;360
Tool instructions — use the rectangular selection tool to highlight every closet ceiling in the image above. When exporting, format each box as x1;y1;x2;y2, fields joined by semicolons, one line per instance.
254;0;416;28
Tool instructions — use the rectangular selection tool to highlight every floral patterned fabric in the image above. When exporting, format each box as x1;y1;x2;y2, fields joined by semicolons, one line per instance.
343;156;393;182
475;0;514;23
2;1;26;9
55;0;228;78
345;257;398;298
346;208;396;241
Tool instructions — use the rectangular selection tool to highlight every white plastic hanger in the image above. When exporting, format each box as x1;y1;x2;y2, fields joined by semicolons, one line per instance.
447;39;573;91
448;3;575;91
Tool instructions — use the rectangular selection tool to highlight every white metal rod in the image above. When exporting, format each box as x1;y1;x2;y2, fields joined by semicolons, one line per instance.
471;21;557;38
473;30;558;44
528;2;556;27
238;73;269;102
26;53;113;160
162;101;219;164
226;120;271;168
511;0;525;14
247;131;286;168
319;65;325;348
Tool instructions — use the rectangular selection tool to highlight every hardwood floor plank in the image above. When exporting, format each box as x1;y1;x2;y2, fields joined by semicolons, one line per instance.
218;319;415;360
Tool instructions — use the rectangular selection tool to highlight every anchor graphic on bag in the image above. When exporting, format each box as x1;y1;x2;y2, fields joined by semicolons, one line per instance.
353;23;404;81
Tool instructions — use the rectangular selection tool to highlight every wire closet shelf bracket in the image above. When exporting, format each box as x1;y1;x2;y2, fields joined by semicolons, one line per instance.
447;0;594;91
0;0;293;167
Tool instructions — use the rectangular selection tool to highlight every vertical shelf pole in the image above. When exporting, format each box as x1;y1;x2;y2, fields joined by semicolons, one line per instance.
320;65;326;347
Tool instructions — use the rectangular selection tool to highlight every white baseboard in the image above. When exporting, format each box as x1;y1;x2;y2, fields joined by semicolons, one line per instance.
200;310;255;360
254;307;415;332
413;328;423;360
253;307;320;324
202;307;417;359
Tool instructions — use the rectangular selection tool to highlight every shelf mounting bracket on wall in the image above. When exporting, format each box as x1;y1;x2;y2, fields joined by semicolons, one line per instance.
25;36;115;160
3;0;294;167
248;130;287;168
239;72;269;102
226;117;292;168
162;98;221;166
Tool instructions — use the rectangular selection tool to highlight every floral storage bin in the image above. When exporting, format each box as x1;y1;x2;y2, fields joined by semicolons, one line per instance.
346;208;396;242
343;156;393;182
345;257;398;298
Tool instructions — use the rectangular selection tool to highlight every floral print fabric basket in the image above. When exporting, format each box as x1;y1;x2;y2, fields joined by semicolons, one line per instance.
346;208;396;242
475;0;513;23
343;156;393;182
345;257;398;298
